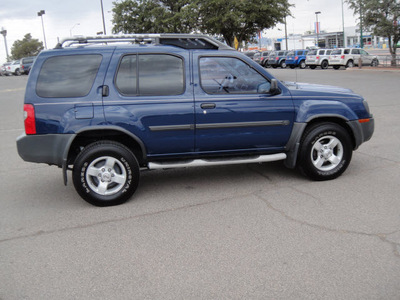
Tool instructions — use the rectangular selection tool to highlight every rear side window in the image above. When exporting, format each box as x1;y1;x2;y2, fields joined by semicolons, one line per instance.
344;49;350;54
351;49;360;54
297;51;304;55
318;50;325;55
36;55;102;98
116;54;184;96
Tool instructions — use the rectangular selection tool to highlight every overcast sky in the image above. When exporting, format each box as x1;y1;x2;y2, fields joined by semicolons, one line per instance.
0;0;359;62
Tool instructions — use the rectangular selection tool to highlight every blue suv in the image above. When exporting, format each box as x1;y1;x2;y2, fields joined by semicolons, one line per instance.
285;50;309;69
16;34;374;206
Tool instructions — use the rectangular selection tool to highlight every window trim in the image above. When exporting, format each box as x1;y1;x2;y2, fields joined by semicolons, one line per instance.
198;55;272;96
114;52;186;97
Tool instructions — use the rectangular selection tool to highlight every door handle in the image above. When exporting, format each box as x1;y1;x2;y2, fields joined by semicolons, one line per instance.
200;103;216;109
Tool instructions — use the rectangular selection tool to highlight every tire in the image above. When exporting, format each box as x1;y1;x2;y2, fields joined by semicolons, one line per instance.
371;59;379;67
299;61;306;69
280;60;287;68
298;123;353;181
333;66;340;70
309;65;316;69
72;141;140;206
15;69;21;76
321;60;329;69
346;60;354;68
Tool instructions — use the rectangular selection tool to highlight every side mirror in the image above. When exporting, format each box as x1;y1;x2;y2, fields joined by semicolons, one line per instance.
270;79;280;95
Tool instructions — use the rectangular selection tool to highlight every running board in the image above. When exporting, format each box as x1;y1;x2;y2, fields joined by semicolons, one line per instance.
148;153;287;170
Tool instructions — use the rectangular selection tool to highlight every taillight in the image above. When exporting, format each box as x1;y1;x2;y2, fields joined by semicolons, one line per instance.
341;55;345;59
21;65;24;70
24;104;36;135
316;56;320;59
276;57;279;60
295;56;298;60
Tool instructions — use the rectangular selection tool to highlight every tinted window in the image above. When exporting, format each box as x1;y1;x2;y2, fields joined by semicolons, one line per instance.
318;50;325;55
326;50;332;55
200;57;270;95
116;55;137;95
22;58;34;64
36;55;102;98
331;50;341;55
344;49;350;54
308;50;317;55
116;54;184;96
351;49;360;54
297;51;304;55
138;54;184;96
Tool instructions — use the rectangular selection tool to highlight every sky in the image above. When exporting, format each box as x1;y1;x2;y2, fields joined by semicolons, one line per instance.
0;0;359;62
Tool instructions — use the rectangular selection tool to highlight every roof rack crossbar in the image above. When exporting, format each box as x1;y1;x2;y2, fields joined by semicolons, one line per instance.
55;34;234;50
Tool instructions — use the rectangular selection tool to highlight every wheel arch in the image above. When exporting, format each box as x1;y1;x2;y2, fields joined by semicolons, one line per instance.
66;126;147;168
284;116;356;169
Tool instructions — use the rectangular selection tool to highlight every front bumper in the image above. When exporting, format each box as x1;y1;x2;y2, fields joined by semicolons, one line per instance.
347;117;374;149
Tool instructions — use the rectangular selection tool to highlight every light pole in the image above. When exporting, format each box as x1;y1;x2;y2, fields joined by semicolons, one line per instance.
37;10;47;49
359;0;363;48
341;0;346;47
100;0;107;35
315;11;321;47
284;15;288;50
0;28;9;60
70;23;80;36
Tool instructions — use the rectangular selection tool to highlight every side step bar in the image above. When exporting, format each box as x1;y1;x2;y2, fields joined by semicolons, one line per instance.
148;153;287;170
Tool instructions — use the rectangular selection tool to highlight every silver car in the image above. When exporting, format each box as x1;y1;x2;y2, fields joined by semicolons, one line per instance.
329;48;379;69
306;49;332;69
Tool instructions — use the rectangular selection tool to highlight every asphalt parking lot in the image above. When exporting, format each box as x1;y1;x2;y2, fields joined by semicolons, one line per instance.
1;68;400;299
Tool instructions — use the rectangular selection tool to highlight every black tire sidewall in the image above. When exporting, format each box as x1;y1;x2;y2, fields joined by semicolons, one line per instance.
72;142;140;206
299;123;352;181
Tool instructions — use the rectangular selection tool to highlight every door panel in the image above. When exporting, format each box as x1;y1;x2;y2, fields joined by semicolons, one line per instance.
103;50;195;156
193;55;294;153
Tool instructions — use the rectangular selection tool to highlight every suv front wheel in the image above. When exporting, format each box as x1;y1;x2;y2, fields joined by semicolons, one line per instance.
72;141;140;206
298;123;352;181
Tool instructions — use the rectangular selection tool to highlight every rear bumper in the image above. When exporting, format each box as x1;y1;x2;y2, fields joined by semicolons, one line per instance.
16;133;76;167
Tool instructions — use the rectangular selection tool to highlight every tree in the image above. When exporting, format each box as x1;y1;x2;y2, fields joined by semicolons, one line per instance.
112;0;197;34
11;33;43;60
196;0;291;48
112;0;291;48
346;0;400;66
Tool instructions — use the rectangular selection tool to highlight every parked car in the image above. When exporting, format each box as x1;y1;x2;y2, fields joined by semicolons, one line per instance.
267;50;288;68
285;50;309;69
20;56;36;75
7;60;22;75
243;51;257;60
329;48;379;69
306;49;332;69
17;34;374;206
252;52;261;64
259;51;271;67
0;62;11;76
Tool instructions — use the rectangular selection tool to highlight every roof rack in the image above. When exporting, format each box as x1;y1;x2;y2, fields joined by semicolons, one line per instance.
55;34;234;50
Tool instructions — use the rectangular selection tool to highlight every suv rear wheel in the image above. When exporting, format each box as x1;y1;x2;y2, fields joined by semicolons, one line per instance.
72;141;140;206
346;60;354;68
280;60;287;68
321;60;329;69
298;123;352;181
